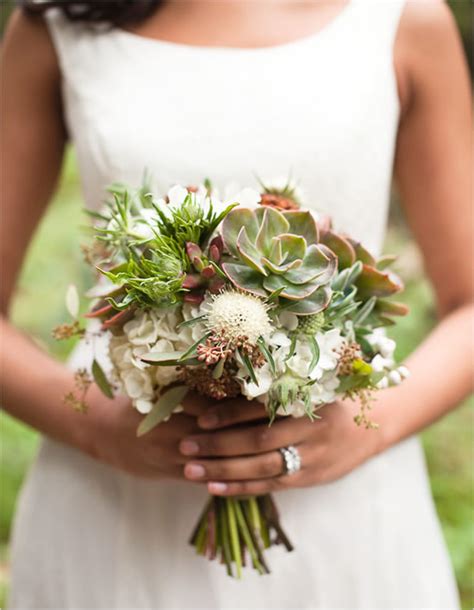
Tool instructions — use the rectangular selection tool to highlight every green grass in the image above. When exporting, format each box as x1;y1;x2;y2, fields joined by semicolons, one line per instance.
1;152;472;607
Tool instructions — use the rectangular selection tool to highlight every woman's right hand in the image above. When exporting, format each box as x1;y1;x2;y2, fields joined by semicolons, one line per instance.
82;384;203;480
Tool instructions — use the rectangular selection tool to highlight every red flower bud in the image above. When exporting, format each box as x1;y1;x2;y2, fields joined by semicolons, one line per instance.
201;265;216;279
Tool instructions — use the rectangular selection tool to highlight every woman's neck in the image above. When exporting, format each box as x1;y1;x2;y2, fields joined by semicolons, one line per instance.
122;0;352;49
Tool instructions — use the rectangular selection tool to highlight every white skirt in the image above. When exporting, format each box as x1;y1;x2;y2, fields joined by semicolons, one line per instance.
9;430;460;609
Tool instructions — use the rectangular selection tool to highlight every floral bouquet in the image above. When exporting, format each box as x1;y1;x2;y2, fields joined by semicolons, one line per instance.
58;178;409;577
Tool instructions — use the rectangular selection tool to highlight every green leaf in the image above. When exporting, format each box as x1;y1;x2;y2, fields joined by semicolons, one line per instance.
255;207;290;254
281;285;332;315
236;227;267;274
178;332;212;362
221;208;259;257
240;349;258;385
277;233;307;262
353;296;377;326
376;254;397;270
285;333;297;362
355;265;403;299
282;210;318;244
137;385;189;436
285;244;337;285
308;336;320;374
177;314;207;329
319;230;356;269
141;351;200;366
212;358;226;379
257;338;276;374
263;274;320;300
222;263;267;297
92;359;113;399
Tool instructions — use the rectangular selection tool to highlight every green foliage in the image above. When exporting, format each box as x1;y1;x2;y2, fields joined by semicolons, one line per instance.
153;192;236;248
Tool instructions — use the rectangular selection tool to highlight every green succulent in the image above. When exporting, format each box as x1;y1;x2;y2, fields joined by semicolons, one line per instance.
319;228;408;325
221;207;337;315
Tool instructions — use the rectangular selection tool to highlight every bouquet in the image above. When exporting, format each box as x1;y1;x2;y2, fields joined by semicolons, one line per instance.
57;178;409;577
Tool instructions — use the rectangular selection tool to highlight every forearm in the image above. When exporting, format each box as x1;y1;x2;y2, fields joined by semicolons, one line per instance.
376;303;474;449
0;316;89;449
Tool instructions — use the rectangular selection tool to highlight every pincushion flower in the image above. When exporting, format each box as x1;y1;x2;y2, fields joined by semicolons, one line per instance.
203;289;274;345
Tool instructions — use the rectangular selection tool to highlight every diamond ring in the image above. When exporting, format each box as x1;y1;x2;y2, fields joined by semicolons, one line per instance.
279;445;302;476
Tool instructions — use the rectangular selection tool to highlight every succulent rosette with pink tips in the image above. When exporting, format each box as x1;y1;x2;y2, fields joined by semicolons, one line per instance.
58;177;409;578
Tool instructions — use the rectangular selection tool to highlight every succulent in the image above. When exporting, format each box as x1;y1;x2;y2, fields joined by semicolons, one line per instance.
319;225;408;325
221;207;337;315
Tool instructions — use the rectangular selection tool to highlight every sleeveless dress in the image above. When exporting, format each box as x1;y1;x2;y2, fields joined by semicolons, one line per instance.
9;2;460;608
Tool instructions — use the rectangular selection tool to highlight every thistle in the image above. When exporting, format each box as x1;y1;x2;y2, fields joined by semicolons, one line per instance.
221;207;337;315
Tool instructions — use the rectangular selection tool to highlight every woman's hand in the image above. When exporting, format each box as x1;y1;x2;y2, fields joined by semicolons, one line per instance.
82;384;202;480
179;397;384;495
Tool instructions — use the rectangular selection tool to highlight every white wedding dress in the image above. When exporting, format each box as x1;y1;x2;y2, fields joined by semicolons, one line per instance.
9;2;460;608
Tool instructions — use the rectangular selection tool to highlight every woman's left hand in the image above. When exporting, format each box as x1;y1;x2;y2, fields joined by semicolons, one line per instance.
179;397;385;496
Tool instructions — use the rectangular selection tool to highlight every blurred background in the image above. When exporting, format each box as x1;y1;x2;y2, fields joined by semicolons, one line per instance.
0;1;473;608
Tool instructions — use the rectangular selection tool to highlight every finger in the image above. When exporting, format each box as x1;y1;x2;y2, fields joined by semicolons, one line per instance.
183;449;285;482
206;474;302;496
197;397;268;430
144;413;198;441
181;391;217;417
180;417;316;458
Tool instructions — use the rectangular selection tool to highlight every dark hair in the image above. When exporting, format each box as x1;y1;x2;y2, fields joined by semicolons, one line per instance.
22;0;162;26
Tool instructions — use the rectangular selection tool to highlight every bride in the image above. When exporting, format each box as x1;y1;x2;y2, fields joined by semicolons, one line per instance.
1;1;471;608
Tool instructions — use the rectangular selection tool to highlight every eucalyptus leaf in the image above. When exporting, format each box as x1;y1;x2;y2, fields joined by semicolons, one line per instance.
92;359;113;399
137;385;189;436
65;284;80;319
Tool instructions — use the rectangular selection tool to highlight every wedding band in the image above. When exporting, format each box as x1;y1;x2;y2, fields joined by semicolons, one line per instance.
279;445;301;476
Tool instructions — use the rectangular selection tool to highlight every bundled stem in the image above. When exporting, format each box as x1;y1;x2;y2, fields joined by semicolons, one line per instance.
189;494;293;577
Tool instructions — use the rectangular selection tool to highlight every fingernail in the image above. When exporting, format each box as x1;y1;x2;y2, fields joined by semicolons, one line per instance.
185;463;205;479
180;439;199;455
198;413;219;429
208;482;227;494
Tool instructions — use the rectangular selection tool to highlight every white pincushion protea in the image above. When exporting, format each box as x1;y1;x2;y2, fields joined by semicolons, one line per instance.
203;289;273;345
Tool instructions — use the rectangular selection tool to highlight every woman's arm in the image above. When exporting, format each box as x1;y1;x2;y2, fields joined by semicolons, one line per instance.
0;10;200;479
178;1;473;495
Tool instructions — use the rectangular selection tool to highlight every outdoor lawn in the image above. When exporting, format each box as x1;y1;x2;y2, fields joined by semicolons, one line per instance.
0;150;472;607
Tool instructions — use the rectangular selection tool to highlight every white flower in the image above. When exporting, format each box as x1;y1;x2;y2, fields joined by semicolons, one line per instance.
371;353;393;373
388;370;402;385
315;329;345;371
278;311;299;331
240;364;273;399
135;399;154;414
132;208;159;240
203;290;273;344
225;186;261;208
167;184;189;207
123;311;159;346
151;339;181;386
276;399;308;418
284;328;344;381
309;372;340;405
366;328;396;359
398;365;410;379
109;335;133;371
120;368;153;400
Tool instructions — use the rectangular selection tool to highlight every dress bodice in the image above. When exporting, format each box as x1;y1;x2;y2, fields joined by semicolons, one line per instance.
45;0;404;255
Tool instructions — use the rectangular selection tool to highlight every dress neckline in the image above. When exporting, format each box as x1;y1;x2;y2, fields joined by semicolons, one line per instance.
113;0;356;55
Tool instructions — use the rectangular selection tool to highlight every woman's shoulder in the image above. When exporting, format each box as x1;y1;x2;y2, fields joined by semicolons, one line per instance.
394;0;467;115
3;8;61;82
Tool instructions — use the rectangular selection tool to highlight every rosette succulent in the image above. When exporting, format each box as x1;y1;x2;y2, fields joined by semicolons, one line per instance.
221;207;337;315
